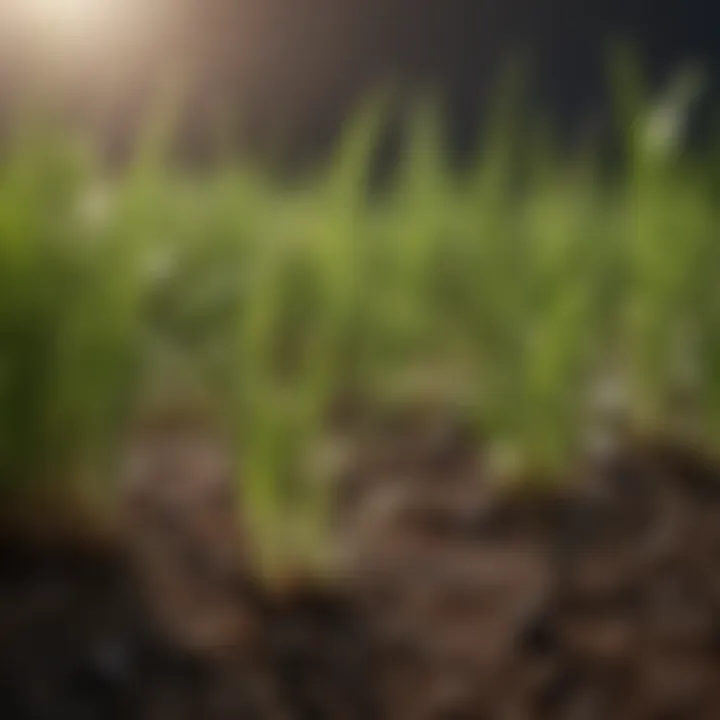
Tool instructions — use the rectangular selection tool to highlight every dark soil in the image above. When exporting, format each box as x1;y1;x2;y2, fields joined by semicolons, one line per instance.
3;415;720;718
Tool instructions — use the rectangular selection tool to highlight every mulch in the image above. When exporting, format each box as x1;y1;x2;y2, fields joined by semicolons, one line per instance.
2;423;720;718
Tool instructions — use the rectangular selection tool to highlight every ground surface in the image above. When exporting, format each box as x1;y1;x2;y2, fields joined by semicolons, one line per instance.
2;425;720;719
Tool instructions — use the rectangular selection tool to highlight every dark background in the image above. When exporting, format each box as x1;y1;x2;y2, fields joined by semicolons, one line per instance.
0;0;717;165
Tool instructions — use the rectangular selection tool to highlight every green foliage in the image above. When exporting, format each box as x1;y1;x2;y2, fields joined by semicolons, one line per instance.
0;125;148;501
1;57;719;551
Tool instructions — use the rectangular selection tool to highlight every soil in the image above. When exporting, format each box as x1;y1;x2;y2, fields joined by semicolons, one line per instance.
3;413;720;719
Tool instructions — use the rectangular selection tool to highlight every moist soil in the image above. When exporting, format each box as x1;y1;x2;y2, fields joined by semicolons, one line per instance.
3;423;720;719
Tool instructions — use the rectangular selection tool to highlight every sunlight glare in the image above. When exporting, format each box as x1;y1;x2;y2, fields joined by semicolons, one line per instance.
13;0;126;44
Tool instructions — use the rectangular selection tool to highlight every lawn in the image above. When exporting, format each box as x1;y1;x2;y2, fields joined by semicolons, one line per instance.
1;53;718;567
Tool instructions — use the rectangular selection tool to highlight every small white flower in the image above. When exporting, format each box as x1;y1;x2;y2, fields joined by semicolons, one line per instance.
640;68;704;159
641;103;685;157
75;182;114;230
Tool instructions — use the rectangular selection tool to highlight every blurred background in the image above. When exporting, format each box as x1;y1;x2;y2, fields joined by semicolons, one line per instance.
1;0;718;165
3;2;720;719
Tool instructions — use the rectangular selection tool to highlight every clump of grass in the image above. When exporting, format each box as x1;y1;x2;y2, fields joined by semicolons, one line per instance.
0;118;182;507
1;53;719;564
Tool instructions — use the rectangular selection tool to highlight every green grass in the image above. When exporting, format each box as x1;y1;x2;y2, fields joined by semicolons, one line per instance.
1;55;719;562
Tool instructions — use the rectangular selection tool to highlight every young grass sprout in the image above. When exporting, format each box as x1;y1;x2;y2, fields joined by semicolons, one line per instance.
0;55;718;564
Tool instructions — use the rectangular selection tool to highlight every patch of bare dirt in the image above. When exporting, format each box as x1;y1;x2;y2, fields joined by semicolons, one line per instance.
3;408;720;718
334;409;720;719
